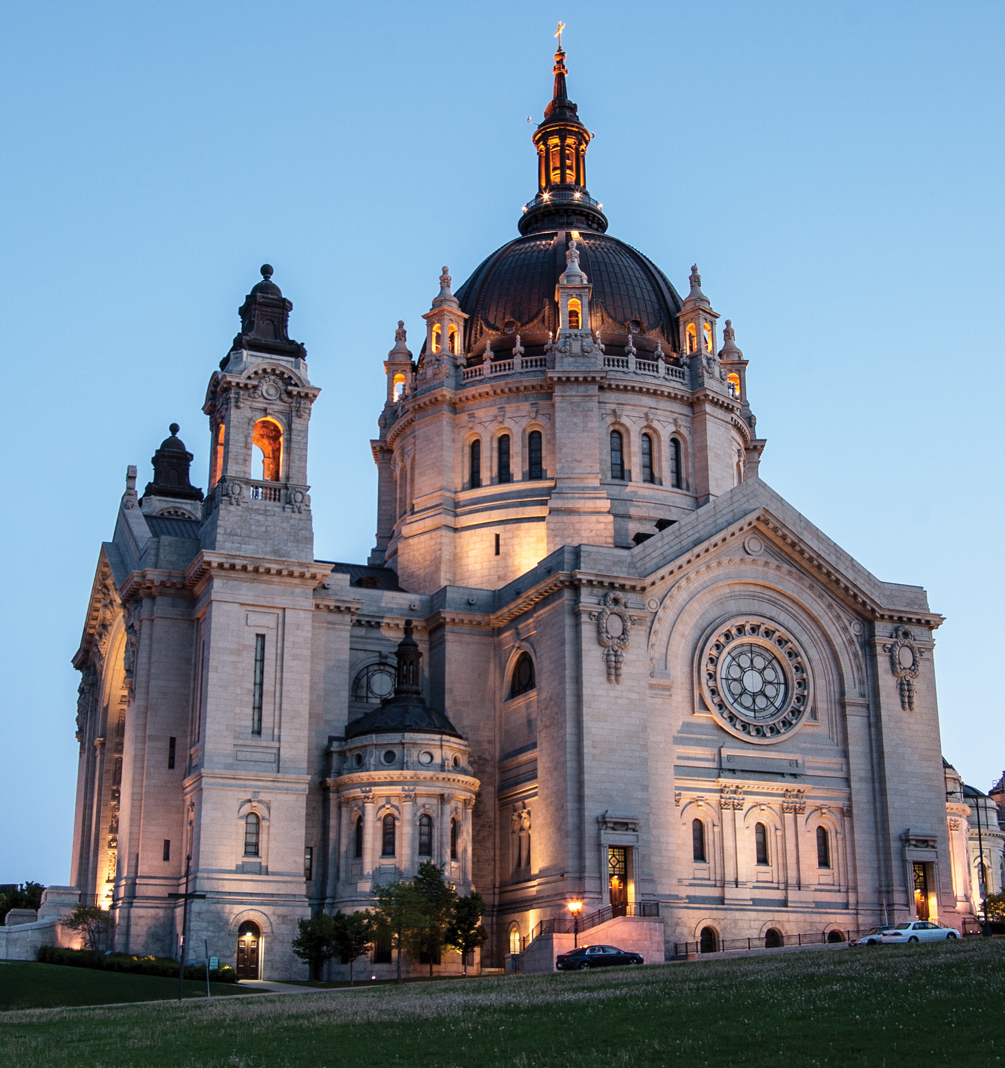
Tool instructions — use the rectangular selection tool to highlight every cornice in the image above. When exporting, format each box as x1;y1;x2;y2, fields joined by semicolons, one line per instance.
325;769;480;792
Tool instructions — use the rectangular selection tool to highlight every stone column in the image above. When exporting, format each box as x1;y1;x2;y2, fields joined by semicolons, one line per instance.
335;798;351;896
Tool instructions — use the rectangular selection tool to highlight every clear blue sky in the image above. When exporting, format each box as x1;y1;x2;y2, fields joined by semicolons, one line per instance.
1;1;1001;885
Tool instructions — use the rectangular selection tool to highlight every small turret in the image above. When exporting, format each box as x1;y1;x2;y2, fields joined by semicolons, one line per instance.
421;266;468;381
384;321;413;406
140;424;204;519
227;264;306;364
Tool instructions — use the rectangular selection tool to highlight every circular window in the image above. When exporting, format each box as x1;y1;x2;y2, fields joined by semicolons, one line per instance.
452;755;461;768
352;752;364;768
418;751;434;765
700;620;811;743
382;750;397;765
503;319;517;334
353;664;396;704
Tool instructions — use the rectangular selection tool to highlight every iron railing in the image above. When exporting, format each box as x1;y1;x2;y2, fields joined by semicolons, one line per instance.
673;928;857;958
518;902;661;953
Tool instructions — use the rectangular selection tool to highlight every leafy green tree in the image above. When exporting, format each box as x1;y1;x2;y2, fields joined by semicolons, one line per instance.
370;878;427;985
62;904;115;952
985;891;1005;923
0;882;45;924
406;862;458;977
446;892;489;977
291;914;340;980
332;909;374;986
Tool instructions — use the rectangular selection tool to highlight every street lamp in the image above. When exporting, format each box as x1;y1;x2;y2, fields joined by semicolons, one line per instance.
568;900;583;948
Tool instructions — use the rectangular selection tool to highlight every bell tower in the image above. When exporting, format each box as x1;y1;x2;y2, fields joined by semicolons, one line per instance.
201;265;320;561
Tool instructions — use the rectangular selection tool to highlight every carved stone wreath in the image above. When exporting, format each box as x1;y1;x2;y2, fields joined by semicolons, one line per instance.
883;626;922;711
590;592;638;684
700;619;812;744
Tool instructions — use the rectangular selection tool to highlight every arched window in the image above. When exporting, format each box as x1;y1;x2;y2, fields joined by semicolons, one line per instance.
510;652;536;698
352;663;396;704
727;372;740;399
353;815;363;859
528;430;543;480
568;297;582;330
381;814;396;857
641;433;655;484
755;822;769;866
418;813;433;857
498;434;511;484
765;928;784;949
431;323;442;353
448;324;458;354
692;818;707;862
509;923;521;956
699;926;718;954
211;422;225;489
244;813;260;857
669;438;683;489
703;322;713;353
450;817;458;861
397;462;408;518
686;323;698;354
469;439;481;489
549;139;561;184
251;418;282;482
610;430;625;480
816;826;831;869
564;144;575;184
392;373;406;401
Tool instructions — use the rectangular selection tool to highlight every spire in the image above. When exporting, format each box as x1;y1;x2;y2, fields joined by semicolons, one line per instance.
388;320;412;359
682;265;711;310
559;239;588;284
719;319;743;361
431;266;459;309
229;264;306;362
519;33;608;237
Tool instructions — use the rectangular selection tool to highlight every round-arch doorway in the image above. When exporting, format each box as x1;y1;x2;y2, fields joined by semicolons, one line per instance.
764;928;784;948
236;921;262;979
699;926;718;954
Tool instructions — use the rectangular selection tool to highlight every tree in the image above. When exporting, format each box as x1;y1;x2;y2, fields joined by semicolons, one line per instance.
0;881;45;924
406;862;458;978
370;878;427;985
291;914;340;980
332;909;374;986
62;904;115;952
985;892;1005;923
446;892;489;977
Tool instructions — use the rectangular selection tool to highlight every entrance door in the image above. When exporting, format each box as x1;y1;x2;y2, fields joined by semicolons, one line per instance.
236;921;261;979
913;862;930;920
608;846;628;917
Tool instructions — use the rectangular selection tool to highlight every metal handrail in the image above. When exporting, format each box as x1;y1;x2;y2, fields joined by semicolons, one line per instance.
520;901;660;952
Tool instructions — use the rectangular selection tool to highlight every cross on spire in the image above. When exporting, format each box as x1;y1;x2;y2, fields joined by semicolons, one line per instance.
555;20;565;49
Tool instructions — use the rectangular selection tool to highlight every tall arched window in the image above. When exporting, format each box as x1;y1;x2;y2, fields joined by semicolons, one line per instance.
354;815;363;859
816;826;831;869
244;813;261;857
641;433;655;484
381;814;396;857
510;652;536;698
567;297;582;330
211;422;225;488
469;439;481;489
692;818;706;862
418;813;433;857
686;323;698;354
450;817;458;861
727;372;741;399
448;323;458;354
251;418;282;482
498;434;511;483
528;430;543;480
509;923;521;956
669;438;683;489
755;822;769;866
703;322;713;353
392;373;406;401
610;430;625;480
431;323;442;353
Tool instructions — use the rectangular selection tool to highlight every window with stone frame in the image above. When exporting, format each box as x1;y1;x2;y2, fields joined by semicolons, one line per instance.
669;438;683;489
244;813;261;857
692;818;707;862
528;430;544;480
381;813;396;857
610;430;625;480
509;652;536;699
816;826;831;869
354;815;364;859
352;662;396;705
418;813;433;857
755;822;769;866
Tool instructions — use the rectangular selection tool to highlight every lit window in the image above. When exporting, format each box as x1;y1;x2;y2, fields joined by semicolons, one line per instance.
727;373;740;399
211;422;225;488
686;323;697;354
564;144;575;183
528;430;543;480
549;140;561;184
418;814;433;857
381;814;396;857
669;438;682;489
641;433;655;484
304;846;313;882
567;297;582;330
244;813;260;857
393;373;406;401
510;653;536;698
692;819;706;862
498;434;511;483
755;822;769;866
703;322;713;353
509;923;521;955
610;430;625;480
470;439;481;489
431;323;442;354
448;324;458;354
251;419;282;482
816;826;831;869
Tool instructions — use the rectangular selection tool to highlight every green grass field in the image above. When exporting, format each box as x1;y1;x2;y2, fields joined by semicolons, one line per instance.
0;961;249;1012
1;939;1002;1067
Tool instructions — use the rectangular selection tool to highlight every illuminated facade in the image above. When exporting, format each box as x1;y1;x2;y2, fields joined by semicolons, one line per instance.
69;46;986;979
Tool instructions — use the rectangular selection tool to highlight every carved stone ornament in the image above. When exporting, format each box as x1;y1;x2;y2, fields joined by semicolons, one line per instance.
782;788;806;814
591;592;637;684
719;785;745;811
700;619;812;744
883;626;923;711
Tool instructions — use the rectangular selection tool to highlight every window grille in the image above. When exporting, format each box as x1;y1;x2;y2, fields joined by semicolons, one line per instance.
610;430;625;480
251;634;265;736
244;813;261;857
498;434;511;483
381;814;396;857
528;430;543;480
418;814;433;857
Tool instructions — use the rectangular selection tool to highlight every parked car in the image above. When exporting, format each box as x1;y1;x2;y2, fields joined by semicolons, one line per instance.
880;921;959;944
555;945;643;970
851;926;898;946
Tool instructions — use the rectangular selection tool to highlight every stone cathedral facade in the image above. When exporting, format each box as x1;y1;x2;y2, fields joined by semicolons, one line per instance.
70;48;974;979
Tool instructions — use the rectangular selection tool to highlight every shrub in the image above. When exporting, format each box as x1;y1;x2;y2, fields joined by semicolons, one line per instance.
62;904;115;951
37;945;237;982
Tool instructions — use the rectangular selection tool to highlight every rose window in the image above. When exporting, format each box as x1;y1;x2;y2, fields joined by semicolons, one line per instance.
720;644;788;720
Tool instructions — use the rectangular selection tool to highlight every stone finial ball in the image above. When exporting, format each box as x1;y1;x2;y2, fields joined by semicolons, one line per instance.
261;264;274;279
169;423;180;435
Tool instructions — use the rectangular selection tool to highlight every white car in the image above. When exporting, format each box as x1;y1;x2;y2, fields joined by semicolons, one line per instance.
880;921;959;944
851;925;898;946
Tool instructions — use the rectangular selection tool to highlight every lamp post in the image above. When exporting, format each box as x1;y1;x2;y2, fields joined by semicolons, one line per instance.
972;792;991;936
568;900;583;948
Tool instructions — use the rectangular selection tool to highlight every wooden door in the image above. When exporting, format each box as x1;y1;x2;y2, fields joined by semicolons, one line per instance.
236;922;260;979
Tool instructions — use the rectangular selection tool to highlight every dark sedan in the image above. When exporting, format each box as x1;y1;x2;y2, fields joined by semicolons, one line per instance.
556;944;644;970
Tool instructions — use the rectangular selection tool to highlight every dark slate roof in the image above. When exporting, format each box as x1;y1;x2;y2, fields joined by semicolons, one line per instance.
344;694;462;739
963;783;990;799
454;229;683;359
146;517;201;539
321;561;405;591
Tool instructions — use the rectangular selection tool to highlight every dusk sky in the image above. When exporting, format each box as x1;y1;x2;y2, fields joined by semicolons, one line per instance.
2;0;1002;885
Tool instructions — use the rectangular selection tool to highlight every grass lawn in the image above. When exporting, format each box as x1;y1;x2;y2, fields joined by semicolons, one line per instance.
0;961;250;1011
1;939;1002;1067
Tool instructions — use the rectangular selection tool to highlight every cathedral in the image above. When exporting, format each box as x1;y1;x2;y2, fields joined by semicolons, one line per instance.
69;45;976;979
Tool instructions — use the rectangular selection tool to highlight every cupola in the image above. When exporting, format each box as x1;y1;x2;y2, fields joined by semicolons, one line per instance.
227;265;306;364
